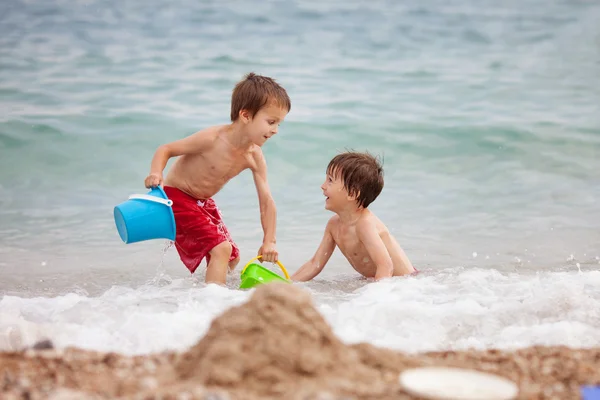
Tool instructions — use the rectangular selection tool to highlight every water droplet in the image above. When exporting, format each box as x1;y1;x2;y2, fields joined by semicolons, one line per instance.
472;252;477;258
41;261;47;266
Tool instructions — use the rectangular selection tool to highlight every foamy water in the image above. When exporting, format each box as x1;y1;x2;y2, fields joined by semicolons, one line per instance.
2;267;599;355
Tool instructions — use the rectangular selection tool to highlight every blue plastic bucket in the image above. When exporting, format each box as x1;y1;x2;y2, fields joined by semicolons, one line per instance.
114;186;176;244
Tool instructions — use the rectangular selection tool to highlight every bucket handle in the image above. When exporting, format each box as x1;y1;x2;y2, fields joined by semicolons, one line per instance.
128;194;173;207
242;256;290;280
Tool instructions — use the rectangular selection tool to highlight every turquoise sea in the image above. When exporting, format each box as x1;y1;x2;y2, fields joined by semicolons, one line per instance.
1;0;599;355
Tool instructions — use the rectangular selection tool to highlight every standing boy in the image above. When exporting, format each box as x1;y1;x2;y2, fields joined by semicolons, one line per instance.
145;73;291;284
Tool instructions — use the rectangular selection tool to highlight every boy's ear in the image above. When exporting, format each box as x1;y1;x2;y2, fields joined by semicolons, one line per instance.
347;190;360;202
239;109;252;123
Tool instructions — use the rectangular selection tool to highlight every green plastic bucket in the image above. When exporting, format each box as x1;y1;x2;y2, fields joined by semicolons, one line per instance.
239;256;290;289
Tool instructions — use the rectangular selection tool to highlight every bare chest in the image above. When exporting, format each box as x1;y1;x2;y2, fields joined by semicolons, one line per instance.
331;225;376;275
181;142;253;181
167;142;255;199
199;151;250;180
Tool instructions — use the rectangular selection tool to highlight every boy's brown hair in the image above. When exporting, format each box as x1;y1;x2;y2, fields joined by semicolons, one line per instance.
327;151;384;208
230;72;291;121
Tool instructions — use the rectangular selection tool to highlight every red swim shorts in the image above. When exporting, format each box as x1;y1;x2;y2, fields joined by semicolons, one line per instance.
163;186;240;274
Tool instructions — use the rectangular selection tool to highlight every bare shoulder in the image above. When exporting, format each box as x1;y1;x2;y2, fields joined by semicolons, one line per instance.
326;215;340;231
356;211;377;230
183;124;222;146
357;211;390;235
200;125;225;140
162;125;225;157
248;145;266;171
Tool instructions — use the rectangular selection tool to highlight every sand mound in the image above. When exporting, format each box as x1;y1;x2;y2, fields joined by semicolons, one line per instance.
2;283;600;399
176;283;402;398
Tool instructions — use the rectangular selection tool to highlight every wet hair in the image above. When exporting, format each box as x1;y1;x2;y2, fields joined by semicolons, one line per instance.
326;151;384;208
230;72;291;121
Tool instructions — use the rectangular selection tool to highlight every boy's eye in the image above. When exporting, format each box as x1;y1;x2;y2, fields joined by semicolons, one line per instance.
268;120;275;125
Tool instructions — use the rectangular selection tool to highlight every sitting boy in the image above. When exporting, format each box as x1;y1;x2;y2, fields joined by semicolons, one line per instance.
144;73;291;285
291;151;416;282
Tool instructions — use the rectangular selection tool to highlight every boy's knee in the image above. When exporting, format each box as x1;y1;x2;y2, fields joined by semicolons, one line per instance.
209;241;232;259
228;256;240;270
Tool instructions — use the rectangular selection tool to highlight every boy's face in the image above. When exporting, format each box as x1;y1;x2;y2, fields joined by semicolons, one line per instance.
321;169;354;212
241;103;288;146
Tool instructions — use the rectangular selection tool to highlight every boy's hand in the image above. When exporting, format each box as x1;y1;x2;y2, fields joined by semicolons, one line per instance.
145;173;163;188
258;242;278;263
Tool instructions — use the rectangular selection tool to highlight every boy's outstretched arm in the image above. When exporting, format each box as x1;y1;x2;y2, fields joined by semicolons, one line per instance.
252;150;278;263
357;219;394;281
145;129;215;188
291;219;337;282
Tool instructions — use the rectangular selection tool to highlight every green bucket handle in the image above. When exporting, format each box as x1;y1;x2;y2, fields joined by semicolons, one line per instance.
241;255;290;280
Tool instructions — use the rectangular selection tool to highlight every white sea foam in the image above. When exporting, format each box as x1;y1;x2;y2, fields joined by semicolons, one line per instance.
2;268;599;356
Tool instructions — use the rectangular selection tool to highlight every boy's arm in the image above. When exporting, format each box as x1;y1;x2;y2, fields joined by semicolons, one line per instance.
291;219;337;282
145;129;215;188
251;150;278;263
357;219;394;281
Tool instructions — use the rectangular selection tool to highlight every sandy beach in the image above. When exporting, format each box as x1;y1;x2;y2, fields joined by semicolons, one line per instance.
1;283;599;400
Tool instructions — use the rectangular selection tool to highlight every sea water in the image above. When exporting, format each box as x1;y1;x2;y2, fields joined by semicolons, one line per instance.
1;0;599;355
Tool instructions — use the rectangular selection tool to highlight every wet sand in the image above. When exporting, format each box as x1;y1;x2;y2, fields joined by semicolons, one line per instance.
2;284;599;399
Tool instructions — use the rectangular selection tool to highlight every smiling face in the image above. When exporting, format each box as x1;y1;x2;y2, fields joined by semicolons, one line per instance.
321;168;355;212
323;152;385;211
240;103;288;146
